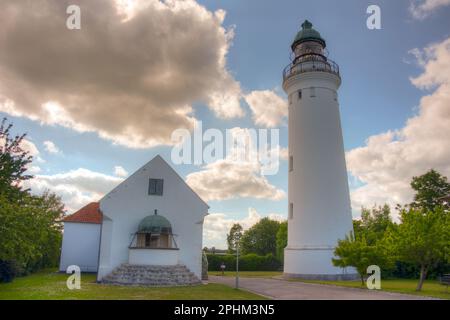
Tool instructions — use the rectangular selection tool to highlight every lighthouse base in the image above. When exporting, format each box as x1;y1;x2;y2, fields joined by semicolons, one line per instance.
283;246;358;281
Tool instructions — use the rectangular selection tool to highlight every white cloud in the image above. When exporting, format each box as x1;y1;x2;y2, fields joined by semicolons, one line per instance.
279;147;289;161
27;166;42;174
187;159;286;201
244;90;287;127
16;138;39;157
203;207;286;248
43;140;60;154
409;0;450;19
347;37;450;215
1;136;42;169
186;127;286;201
0;0;243;149
114;165;129;177
23;168;123;212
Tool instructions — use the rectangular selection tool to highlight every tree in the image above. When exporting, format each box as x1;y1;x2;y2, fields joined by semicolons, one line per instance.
333;232;392;285
357;204;394;245
276;221;287;262
0;191;64;277
391;207;449;291
226;223;243;253
0;118;33;198
240;218;280;256
410;169;450;211
0;118;64;282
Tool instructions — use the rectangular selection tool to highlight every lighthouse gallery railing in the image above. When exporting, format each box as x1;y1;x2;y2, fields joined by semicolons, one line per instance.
283;56;340;81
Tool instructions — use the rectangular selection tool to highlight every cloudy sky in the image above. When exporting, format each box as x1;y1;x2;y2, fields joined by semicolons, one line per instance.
1;0;449;248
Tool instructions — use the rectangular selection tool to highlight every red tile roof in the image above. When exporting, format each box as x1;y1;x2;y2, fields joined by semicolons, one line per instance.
63;202;102;224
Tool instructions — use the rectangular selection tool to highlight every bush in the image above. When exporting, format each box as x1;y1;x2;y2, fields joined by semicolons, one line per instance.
0;260;17;283
385;260;450;280
207;253;282;272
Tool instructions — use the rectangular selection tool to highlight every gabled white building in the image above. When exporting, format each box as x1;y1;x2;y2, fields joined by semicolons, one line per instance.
59;202;102;273
59;155;209;284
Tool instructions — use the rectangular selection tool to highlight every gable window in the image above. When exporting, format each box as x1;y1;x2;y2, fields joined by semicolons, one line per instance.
148;178;164;196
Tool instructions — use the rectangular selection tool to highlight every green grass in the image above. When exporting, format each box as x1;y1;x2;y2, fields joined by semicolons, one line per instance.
0;269;267;300
210;271;283;278
296;278;449;300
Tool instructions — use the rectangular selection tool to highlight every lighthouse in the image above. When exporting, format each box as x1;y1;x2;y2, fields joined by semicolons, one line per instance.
283;20;355;279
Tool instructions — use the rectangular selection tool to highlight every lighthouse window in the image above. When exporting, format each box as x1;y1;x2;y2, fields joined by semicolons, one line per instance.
289;94;292;105
310;87;316;97
289;156;293;172
298;90;302;100
289;203;293;219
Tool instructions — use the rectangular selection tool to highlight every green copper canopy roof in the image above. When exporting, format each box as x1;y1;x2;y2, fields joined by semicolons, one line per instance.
138;214;172;233
291;20;326;50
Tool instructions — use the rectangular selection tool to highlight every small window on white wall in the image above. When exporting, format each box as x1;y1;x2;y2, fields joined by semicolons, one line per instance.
289;203;293;219
298;90;302;100
289;156;293;172
149;178;163;196
310;87;316;97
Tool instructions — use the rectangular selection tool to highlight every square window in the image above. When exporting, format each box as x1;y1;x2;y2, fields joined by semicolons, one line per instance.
149;178;164;196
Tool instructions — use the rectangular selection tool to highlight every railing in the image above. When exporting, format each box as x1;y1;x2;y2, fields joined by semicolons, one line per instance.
283;56;340;82
128;232;178;249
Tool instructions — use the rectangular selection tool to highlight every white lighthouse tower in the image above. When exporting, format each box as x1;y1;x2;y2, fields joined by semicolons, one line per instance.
283;20;355;280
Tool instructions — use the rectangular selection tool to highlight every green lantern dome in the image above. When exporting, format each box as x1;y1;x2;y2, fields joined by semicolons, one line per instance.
291;20;326;50
138;213;172;233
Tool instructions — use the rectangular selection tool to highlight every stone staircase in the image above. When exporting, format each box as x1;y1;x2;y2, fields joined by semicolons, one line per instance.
102;264;202;286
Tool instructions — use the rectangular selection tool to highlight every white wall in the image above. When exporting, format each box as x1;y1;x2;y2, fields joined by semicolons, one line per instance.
59;222;101;272
284;71;354;277
97;156;208;281
129;249;179;265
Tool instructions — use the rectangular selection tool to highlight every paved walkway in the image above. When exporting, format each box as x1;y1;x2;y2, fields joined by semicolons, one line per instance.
209;276;434;300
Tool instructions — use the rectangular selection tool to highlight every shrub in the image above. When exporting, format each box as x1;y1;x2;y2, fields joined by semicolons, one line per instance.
0;260;17;283
207;253;281;272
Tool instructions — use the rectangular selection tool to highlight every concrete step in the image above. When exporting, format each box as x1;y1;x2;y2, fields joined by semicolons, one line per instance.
102;264;202;286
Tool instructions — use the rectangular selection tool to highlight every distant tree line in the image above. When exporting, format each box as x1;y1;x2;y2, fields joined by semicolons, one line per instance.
226;218;287;261
205;216;288;272
0;118;64;282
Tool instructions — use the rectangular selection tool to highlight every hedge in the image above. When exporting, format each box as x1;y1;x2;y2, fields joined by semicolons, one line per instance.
0;260;17;283
206;253;282;272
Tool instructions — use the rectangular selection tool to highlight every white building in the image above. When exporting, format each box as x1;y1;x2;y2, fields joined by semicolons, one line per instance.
59;155;209;285
59;202;102;273
283;21;356;280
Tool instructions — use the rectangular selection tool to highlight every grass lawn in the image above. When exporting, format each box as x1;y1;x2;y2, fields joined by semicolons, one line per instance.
0;269;267;300
210;271;283;278
297;278;449;300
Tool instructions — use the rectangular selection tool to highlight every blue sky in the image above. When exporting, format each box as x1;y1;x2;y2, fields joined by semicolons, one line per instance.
1;0;450;247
